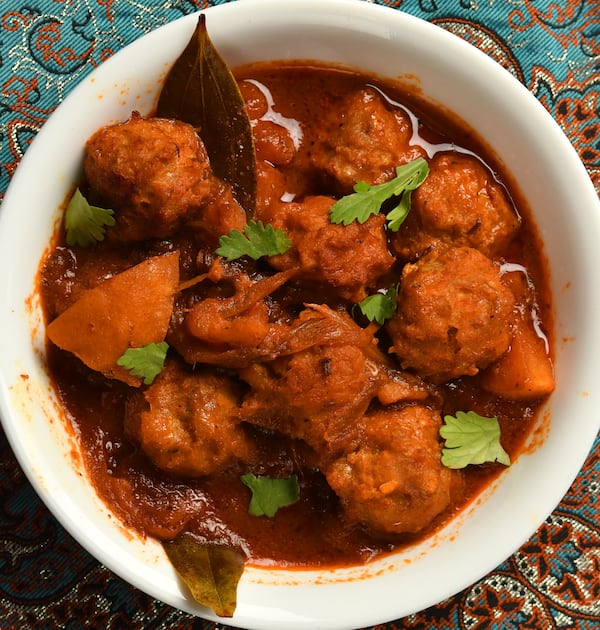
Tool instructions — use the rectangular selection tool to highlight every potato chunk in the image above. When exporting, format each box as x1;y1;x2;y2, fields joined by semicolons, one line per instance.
480;313;555;399
46;251;179;385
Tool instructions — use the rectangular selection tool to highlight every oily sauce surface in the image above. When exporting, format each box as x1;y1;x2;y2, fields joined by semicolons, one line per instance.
40;63;553;568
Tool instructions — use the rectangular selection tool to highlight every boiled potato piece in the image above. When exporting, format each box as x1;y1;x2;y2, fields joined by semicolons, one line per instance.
47;251;179;386
480;313;555;400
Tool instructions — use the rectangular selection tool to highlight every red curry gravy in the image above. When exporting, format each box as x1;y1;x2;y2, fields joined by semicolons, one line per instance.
39;62;553;568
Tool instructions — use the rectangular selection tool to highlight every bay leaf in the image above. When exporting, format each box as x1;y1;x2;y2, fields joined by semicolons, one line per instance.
162;534;245;618
156;13;256;214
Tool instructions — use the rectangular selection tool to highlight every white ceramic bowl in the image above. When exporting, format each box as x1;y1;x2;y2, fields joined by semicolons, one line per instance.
1;1;599;628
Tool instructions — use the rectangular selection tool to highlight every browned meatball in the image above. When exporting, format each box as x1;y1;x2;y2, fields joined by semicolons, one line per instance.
324;405;460;535
255;161;289;217
240;344;380;455
239;305;434;456
259;195;394;302
251;120;297;166
84;113;245;243
393;152;520;260
310;87;425;193
240;78;298;166
125;360;255;477
387;246;515;383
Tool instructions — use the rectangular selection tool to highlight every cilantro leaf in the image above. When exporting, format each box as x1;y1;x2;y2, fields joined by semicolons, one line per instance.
357;284;399;324
116;341;169;385
65;188;116;247
240;473;300;517
440;411;511;469
216;220;291;261
329;157;429;230
386;189;413;231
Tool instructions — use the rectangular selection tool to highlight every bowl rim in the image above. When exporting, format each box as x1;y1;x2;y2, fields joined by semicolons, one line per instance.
1;1;599;628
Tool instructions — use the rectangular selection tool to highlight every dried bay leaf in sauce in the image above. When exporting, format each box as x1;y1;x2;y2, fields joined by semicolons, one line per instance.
156;14;257;214
162;534;245;618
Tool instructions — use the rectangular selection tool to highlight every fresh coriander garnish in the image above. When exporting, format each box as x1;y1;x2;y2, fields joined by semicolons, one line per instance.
439;411;511;469
215;219;291;261
65;188;116;247
356;284;399;324
116;341;169;385
240;473;300;517
329;157;429;230
386;187;414;231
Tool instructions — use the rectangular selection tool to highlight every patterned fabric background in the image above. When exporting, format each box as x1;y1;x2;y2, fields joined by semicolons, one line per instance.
0;0;598;628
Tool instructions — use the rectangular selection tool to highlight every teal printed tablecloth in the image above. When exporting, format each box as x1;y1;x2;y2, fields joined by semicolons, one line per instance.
1;1;598;628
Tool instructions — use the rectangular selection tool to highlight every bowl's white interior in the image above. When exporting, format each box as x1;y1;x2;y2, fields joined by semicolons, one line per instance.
1;1;599;629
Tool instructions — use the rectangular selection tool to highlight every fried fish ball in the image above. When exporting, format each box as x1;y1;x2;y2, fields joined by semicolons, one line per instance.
387;246;515;383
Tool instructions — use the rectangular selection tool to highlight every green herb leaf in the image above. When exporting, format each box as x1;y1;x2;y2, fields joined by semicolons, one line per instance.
329;157;429;230
65;188;115;247
386;189;413;231
162;534;244;618
156;13;256;213
216;220;291;262
357;285;399;324
440;411;511;469
116;341;169;385
240;473;300;517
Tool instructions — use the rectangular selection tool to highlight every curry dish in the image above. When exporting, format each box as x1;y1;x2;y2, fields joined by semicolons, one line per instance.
39;62;554;567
